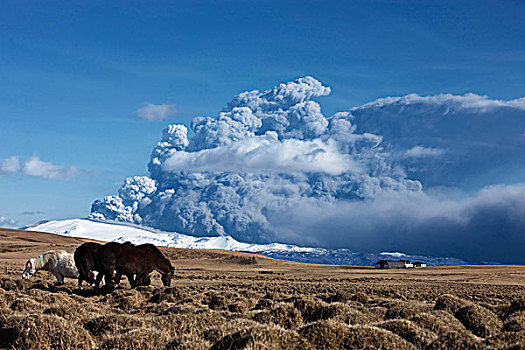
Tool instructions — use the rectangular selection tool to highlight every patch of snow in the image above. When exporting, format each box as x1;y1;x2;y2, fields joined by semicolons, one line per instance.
379;252;407;258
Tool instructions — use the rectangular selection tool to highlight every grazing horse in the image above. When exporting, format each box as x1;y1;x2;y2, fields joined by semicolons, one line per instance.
22;250;78;284
74;242;105;288
99;242;174;288
136;244;173;286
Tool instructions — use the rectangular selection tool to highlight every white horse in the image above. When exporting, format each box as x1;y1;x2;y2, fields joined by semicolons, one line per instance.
22;250;79;284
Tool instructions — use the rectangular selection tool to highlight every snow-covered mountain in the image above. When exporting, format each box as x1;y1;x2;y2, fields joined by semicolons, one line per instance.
24;219;466;266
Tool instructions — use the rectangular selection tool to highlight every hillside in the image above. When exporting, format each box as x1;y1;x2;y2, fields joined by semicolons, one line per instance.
0;228;524;349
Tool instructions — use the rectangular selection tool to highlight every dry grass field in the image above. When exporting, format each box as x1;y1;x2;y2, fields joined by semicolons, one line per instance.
0;228;524;349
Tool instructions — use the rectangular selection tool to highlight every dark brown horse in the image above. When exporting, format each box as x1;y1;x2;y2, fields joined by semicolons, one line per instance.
75;242;133;290
74;242;103;288
98;242;174;288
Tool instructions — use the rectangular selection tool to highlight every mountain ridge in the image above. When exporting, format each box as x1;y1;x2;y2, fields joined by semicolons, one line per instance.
24;218;467;266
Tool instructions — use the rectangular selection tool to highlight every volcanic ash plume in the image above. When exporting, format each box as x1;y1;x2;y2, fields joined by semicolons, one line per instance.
90;77;525;263
91;76;420;242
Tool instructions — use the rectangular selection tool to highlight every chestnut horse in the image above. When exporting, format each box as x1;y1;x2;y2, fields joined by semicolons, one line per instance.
97;242;174;288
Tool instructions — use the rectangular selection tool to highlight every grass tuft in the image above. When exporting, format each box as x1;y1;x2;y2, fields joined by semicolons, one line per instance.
454;304;503;338
434;294;470;313
299;320;417;350
2;313;94;350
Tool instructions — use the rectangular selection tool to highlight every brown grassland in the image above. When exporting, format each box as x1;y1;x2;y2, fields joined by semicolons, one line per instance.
0;228;524;349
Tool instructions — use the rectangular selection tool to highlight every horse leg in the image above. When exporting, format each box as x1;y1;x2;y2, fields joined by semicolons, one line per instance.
141;274;151;286
78;270;93;289
94;270;105;291
125;274;135;288
112;271;123;286
132;272;147;288
106;272;116;288
86;271;96;284
55;273;64;285
102;264;118;288
139;273;152;287
129;273;139;288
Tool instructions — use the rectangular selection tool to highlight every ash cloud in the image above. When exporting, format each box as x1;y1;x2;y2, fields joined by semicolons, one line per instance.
90;77;525;263
161;134;363;176
351;93;525;189
277;184;525;264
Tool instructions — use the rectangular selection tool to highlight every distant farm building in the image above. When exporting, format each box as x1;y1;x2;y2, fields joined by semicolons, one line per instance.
375;259;422;269
413;262;427;268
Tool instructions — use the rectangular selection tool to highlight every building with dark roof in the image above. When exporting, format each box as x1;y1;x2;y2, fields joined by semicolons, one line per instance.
375;260;414;269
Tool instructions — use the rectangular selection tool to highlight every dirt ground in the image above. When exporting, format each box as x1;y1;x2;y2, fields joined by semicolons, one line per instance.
0;228;524;349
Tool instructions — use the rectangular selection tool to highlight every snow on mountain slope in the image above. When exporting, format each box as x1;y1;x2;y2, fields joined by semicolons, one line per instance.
24;218;467;266
25;218;318;253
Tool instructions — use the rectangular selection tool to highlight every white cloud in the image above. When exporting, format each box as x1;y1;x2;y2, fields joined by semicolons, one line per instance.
0;156;20;174
1;155;79;180
22;156;79;180
0;216;17;228
405;146;445;158
136;103;176;121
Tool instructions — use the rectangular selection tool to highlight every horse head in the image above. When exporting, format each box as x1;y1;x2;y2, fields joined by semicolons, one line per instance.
161;265;175;287
22;259;36;279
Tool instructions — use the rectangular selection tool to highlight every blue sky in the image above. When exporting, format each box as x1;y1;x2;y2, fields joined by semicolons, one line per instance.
1;0;525;228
